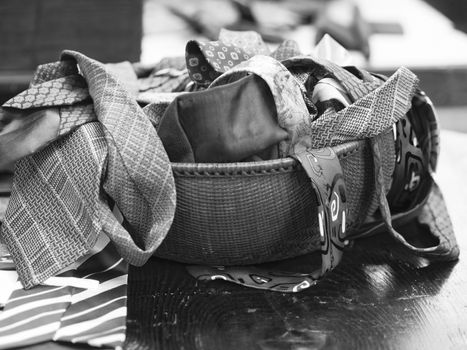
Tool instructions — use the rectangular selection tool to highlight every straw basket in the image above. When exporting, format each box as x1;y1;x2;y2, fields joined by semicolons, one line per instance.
154;130;395;265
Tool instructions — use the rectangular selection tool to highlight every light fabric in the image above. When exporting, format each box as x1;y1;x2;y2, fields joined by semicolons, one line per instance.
0;234;128;349
1;51;176;289
219;28;271;56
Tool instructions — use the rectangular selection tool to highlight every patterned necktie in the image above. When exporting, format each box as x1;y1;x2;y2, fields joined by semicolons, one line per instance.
1;50;176;289
182;31;418;156
209;54;418;153
0;233;128;349
186;39;251;86
0;52;177;348
186;34;420;292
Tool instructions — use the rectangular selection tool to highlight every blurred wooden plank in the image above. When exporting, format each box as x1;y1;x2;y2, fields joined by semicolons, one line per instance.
0;0;143;70
378;66;467;106
0;0;36;70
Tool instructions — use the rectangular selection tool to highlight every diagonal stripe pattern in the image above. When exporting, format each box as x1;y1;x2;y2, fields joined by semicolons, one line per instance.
0;237;128;349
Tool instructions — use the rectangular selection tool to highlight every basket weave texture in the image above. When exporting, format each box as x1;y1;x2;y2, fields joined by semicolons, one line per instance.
155;130;395;265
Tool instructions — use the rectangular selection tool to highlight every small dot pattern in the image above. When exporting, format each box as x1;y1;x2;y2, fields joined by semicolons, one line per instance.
185;40;250;86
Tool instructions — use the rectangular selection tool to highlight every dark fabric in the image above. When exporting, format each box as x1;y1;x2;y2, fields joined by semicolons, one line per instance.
371;134;458;261
0;108;60;171
158;74;288;163
138;68;190;95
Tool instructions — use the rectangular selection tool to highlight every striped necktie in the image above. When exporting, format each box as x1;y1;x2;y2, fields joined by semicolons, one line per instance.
0;51;176;349
0;232;128;349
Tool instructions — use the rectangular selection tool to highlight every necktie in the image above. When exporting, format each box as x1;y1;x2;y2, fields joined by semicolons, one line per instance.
186;39;251;86
1;50;176;289
219;28;271;56
186;36;420;291
0;233;128;349
210;54;311;157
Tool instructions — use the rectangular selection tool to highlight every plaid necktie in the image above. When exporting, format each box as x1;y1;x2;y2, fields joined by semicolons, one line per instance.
1;50;176;289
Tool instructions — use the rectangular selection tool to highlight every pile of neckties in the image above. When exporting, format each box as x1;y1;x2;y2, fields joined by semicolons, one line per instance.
0;30;456;349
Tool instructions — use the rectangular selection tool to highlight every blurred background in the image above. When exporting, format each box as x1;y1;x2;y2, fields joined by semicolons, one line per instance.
1;0;467;129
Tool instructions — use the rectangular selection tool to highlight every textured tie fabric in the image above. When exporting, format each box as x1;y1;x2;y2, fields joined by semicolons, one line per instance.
209;55;419;155
186;39;251;86
183;33;412;160
185;35;301;89
219;28;271;56
0;30;457;302
0;61;98;172
307;66;418;149
371;129;459;262
5;75;90;110
0;233;128;349
210;55;311;157
183;34;427;292
0;108;60;170
270;39;302;61
1;50;176;289
2;122;108;289
138;68;190;94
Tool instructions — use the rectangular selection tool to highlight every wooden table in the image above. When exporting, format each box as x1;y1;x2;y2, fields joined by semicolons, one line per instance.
1;129;466;350
124;129;467;350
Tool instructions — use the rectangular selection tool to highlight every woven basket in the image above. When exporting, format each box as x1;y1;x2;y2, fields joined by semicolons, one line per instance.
154;130;395;265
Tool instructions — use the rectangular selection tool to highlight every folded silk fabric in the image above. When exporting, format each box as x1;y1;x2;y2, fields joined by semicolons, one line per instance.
180;32;419;159
210;56;418;156
0;51;176;289
158;73;288;163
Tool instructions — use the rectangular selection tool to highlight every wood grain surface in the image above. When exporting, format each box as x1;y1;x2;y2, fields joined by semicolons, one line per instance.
125;236;464;350
124;130;467;350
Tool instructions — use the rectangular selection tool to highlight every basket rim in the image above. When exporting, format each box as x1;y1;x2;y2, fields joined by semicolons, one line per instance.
171;139;364;175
